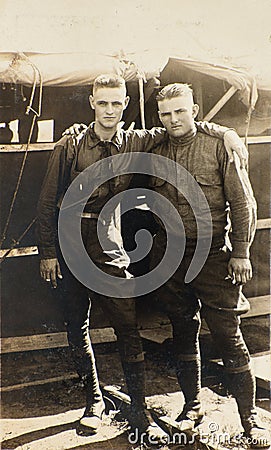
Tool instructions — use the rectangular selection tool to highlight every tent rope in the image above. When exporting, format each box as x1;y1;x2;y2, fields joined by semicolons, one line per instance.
244;106;253;148
138;75;146;129
244;77;257;169
0;55;43;249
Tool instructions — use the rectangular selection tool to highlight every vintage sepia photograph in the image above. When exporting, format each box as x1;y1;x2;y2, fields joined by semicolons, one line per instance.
1;1;270;449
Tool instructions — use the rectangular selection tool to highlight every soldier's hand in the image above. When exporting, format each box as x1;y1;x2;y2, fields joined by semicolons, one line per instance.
224;130;248;170
40;258;62;289
62;123;87;137
227;257;252;285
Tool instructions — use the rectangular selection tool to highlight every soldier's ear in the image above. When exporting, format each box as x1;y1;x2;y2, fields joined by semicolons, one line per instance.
124;96;130;110
89;95;94;109
192;103;199;119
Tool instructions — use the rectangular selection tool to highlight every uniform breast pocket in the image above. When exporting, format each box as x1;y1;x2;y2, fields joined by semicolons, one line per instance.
194;173;224;209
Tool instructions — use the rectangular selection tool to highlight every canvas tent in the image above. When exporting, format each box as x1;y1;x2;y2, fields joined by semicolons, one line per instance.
0;48;268;105
1;47;269;149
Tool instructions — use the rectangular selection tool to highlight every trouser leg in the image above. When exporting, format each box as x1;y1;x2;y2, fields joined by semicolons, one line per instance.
157;282;203;426
203;306;270;447
203;305;251;371
175;357;202;421
226;368;270;447
97;295;168;443
121;359;146;411
173;331;203;427
97;294;145;405
57;263;104;432
173;313;202;419
98;297;146;412
64;290;103;412
97;295;144;363
226;368;256;430
61;278;102;399
65;294;101;394
57;238;101;381
81;330;104;408
121;358;168;444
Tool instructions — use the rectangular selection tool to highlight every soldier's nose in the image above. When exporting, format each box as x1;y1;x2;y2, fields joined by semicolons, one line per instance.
106;104;114;114
171;113;178;123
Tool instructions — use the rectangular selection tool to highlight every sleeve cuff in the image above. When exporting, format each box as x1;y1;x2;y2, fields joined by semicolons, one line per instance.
231;241;250;259
224;127;236;135
38;246;57;259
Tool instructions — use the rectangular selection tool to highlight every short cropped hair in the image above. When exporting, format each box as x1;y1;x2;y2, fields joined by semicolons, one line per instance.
156;83;193;102
93;74;126;94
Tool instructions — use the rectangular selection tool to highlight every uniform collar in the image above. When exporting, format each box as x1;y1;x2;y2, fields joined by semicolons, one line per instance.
169;126;197;147
84;122;123;151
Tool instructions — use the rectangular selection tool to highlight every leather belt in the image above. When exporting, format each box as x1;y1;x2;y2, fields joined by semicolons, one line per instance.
80;212;99;219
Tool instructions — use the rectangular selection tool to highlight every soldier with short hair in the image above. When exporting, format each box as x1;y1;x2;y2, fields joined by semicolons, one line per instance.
149;82;269;448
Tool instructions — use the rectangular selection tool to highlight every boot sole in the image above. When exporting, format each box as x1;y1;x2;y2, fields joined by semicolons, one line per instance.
174;415;204;435
77;409;105;435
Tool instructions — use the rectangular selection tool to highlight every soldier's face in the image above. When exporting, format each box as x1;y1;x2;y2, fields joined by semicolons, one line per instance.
158;94;199;138
90;87;129;131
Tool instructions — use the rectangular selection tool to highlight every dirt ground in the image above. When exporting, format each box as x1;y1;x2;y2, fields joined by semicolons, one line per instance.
1;318;271;450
